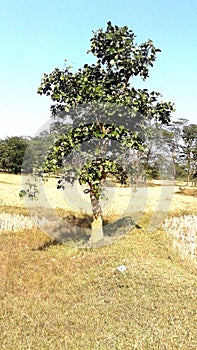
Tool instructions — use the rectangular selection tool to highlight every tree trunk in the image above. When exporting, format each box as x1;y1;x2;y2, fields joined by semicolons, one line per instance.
172;152;177;185
88;182;103;244
90;215;103;244
187;159;190;186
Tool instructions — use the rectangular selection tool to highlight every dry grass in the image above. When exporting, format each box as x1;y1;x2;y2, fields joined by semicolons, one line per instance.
1;226;196;349
0;174;197;349
162;215;197;262
1;173;196;215
0;212;35;232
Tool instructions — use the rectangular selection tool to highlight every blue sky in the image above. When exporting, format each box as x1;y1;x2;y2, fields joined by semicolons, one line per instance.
0;0;196;139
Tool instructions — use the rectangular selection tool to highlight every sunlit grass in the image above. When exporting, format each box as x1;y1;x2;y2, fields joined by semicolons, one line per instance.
0;174;197;349
1;224;196;349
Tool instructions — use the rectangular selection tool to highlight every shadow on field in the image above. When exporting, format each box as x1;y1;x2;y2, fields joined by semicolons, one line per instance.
175;187;197;197
33;239;62;251
33;213;141;249
103;216;141;237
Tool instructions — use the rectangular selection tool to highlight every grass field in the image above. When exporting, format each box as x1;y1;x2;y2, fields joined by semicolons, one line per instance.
0;174;196;349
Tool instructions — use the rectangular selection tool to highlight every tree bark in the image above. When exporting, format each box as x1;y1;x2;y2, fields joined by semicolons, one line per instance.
88;182;103;244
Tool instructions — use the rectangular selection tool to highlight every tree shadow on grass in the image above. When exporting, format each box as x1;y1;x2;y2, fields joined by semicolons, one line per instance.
33;213;141;249
33;239;62;251
103;216;141;237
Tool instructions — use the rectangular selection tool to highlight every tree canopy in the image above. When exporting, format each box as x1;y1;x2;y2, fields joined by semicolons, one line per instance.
37;21;174;201
0;136;29;174
38;21;173;124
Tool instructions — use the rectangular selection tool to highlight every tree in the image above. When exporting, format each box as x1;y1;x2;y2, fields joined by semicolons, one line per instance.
0;136;29;174
181;123;197;185
192;145;197;186
36;22;174;244
22;131;56;174
160;118;188;182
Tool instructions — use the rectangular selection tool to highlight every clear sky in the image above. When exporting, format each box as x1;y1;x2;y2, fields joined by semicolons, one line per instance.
0;0;196;139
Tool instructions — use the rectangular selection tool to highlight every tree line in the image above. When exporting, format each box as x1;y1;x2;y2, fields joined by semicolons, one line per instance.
142;118;197;185
0;117;196;185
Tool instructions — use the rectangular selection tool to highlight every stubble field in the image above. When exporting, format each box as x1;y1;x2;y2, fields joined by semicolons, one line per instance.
0;173;196;349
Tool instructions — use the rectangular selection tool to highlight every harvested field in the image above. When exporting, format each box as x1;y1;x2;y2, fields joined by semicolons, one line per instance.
0;173;196;349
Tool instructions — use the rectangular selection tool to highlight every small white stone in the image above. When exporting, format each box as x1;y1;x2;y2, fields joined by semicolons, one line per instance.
117;265;127;273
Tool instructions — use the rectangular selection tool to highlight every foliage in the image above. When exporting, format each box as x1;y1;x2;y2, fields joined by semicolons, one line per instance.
79;158;128;196
180;123;197;184
0;136;29;174
36;22;175;225
141;118;197;184
22;131;56;174
44;122;143;171
160;119;187;180
37;22;174;124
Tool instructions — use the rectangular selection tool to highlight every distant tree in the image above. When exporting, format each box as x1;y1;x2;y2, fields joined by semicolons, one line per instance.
22;132;55;174
0;136;29;174
181;123;197;185
161;118;188;182
192;145;197;185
